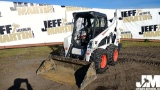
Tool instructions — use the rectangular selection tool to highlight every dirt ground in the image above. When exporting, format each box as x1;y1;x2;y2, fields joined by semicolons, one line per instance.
0;46;160;90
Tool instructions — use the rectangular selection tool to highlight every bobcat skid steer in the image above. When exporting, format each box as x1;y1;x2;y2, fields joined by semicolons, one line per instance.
37;11;121;90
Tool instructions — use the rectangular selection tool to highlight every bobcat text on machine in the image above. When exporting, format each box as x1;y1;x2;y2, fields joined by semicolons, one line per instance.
37;11;121;90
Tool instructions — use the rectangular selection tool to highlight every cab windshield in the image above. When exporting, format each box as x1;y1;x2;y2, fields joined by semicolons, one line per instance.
72;15;94;47
72;12;107;47
75;17;94;32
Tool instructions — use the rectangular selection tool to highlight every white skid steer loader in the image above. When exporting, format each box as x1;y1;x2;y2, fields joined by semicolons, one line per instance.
36;11;121;90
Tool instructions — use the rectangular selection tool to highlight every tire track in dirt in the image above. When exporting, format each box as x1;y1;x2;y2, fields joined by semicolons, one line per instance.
85;61;142;90
85;46;160;90
1;46;160;90
118;58;160;67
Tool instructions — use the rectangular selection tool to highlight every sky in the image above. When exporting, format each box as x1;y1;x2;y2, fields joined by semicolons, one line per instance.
5;0;160;9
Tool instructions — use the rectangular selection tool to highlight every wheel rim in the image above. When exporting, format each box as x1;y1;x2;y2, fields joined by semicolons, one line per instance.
100;55;107;68
113;49;118;62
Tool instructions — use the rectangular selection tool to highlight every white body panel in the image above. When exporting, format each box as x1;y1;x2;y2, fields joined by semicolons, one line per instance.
63;35;72;56
72;48;82;55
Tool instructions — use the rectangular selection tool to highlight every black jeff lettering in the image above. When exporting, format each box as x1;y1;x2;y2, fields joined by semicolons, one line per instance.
10;2;33;11
41;19;62;32
139;25;158;35
121;10;136;17
0;25;12;35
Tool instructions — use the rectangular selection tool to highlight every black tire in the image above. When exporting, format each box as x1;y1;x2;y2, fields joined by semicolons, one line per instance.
91;48;108;74
107;44;119;66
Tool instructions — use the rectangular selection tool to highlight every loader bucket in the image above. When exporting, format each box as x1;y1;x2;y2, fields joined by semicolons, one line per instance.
36;55;97;90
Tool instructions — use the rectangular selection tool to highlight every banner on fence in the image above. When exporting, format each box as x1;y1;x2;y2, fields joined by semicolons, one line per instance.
0;1;160;48
117;9;160;39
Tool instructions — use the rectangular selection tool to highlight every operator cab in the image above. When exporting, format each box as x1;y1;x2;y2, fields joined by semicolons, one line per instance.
72;11;108;48
70;11;108;59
